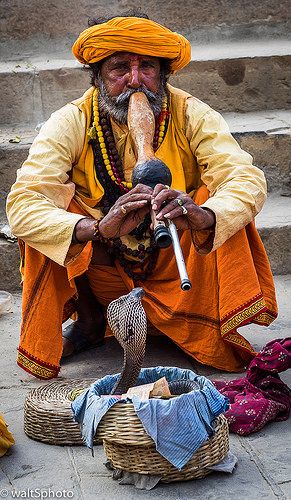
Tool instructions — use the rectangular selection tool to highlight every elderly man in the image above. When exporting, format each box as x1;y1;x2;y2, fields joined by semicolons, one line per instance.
7;14;277;380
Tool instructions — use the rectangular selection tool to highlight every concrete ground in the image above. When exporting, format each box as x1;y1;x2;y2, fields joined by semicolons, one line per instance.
0;275;291;499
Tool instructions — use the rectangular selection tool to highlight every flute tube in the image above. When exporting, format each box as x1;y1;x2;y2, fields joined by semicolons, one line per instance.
151;208;172;248
167;220;192;291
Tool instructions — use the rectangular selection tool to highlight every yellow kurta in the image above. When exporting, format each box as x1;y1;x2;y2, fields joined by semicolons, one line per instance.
6;84;266;266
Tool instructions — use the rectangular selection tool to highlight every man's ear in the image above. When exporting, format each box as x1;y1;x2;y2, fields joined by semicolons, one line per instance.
90;62;101;87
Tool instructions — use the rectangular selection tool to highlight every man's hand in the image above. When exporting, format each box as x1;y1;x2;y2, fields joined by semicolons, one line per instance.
99;183;153;239
74;184;152;242
73;183;215;244
152;184;215;231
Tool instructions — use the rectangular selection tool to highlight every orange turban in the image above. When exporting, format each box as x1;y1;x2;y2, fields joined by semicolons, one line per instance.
72;17;191;73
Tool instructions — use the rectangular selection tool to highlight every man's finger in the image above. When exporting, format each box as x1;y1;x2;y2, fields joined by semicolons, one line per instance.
115;199;149;216
115;193;152;207
152;183;169;197
130;183;153;195
153;190;188;212
155;198;183;218
152;188;180;211
157;205;188;221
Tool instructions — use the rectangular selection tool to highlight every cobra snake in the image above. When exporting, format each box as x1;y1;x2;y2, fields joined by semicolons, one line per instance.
107;287;199;396
107;287;148;395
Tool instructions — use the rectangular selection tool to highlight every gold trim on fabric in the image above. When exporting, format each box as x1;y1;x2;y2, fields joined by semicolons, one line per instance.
254;311;276;325
222;331;255;353
221;297;265;336
17;350;58;379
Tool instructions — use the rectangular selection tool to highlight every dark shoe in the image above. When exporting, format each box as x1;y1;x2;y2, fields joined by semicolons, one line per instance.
62;272;106;359
62;321;105;359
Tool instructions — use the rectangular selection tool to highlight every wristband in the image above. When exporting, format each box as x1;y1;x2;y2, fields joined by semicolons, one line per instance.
93;218;107;242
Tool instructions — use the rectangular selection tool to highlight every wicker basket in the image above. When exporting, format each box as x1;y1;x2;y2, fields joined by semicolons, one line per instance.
25;379;170;446
102;409;229;482
24;377;229;483
24;379;95;445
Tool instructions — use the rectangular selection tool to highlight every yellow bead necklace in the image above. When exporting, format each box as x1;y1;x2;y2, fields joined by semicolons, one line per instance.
88;88;168;193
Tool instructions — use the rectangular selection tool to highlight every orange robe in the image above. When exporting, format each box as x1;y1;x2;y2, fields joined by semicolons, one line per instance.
17;187;277;379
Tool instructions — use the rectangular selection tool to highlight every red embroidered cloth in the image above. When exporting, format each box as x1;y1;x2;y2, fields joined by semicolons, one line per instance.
213;338;291;435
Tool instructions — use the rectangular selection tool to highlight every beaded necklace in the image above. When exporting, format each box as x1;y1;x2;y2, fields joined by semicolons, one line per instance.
88;87;169;282
88;88;168;192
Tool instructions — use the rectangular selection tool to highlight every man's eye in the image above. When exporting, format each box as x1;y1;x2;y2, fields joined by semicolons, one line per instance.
112;64;129;71
142;62;155;69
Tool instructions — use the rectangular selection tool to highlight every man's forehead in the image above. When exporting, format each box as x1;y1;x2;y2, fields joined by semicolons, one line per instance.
104;52;160;64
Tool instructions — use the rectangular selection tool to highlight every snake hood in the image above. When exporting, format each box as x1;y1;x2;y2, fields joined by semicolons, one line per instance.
107;287;147;395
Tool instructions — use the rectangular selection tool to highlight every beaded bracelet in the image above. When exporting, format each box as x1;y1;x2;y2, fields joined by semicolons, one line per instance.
93;218;107;242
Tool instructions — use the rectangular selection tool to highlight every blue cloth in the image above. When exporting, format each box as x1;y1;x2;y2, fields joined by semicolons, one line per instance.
71;366;229;469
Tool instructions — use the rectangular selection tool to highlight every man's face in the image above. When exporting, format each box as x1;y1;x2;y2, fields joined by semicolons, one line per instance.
100;52;161;96
96;52;166;124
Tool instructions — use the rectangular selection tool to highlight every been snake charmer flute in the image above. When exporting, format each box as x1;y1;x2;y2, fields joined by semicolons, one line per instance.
127;91;192;291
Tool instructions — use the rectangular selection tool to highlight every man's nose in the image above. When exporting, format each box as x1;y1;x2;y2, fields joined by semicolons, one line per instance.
127;68;141;89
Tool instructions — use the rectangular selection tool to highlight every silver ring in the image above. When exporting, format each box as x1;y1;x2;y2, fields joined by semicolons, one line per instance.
121;205;127;215
176;198;184;206
181;205;188;215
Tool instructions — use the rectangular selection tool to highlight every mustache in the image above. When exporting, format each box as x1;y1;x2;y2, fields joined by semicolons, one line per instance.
113;86;158;106
96;75;166;124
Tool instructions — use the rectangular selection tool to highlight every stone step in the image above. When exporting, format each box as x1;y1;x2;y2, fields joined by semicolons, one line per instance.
223;109;291;195
1;40;290;126
1;109;290;222
256;194;291;275
172;44;291;114
1;0;289;60
1;194;291;291
0;239;22;291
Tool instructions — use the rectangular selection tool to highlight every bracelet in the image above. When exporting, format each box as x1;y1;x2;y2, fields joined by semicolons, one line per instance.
93;218;106;242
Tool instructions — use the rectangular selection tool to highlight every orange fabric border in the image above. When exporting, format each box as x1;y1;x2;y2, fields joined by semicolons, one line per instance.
17;347;60;379
221;293;277;336
220;293;277;355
